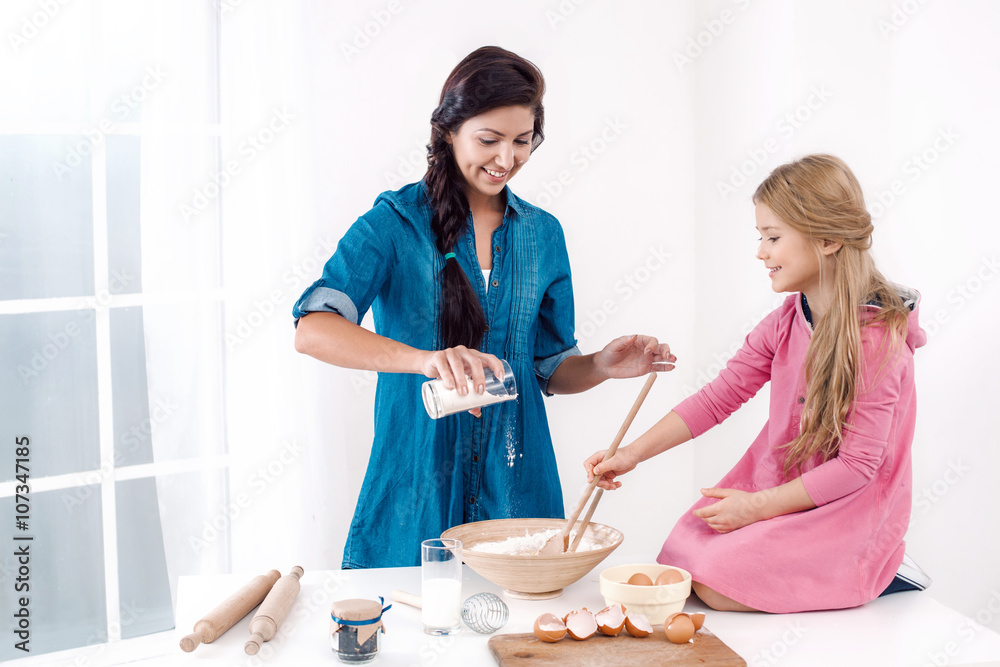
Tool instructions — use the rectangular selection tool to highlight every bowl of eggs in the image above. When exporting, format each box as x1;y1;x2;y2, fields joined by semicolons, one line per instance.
599;563;692;624
440;518;624;600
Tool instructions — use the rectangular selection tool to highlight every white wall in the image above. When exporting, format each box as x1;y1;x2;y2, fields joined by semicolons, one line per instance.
219;0;1000;631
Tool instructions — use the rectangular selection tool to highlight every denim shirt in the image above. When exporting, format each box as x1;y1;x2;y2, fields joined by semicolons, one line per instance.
293;181;580;568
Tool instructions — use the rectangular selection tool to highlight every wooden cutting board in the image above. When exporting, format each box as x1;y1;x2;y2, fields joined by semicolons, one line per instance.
488;627;746;666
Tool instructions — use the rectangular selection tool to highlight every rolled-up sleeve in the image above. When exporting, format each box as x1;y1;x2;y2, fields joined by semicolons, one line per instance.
292;202;396;326
533;223;580;395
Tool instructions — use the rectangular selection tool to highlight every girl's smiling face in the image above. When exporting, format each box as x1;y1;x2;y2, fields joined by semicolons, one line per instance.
755;203;839;301
447;105;535;204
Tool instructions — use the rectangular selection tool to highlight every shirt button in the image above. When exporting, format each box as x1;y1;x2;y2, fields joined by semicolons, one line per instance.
472;454;479;463
494;245;500;253
469;496;476;504
797;396;805;404
491;280;499;287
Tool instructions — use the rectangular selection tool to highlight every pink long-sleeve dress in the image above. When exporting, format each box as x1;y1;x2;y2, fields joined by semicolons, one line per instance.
658;290;926;612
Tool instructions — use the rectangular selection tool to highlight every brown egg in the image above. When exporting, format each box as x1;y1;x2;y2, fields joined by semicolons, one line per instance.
626;572;654;586
564;609;597;640
689;612;705;631
594;604;626;636
624;612;653;638
532;613;566;642
664;612;696;644
655;568;685;586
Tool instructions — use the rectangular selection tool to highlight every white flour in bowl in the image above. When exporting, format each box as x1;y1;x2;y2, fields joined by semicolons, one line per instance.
469;529;602;555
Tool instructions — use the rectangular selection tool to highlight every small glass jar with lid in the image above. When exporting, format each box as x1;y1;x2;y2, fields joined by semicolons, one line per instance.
330;597;390;663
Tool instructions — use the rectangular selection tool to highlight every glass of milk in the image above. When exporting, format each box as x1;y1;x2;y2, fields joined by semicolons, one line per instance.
421;360;517;419
420;538;463;635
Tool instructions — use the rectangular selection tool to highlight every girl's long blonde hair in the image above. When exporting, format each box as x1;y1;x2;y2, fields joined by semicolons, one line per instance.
752;155;910;476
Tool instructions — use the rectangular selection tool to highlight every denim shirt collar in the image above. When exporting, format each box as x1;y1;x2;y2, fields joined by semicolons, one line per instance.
384;179;526;223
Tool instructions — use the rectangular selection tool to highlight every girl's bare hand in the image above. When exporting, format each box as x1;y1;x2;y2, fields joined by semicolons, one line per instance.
584;446;640;490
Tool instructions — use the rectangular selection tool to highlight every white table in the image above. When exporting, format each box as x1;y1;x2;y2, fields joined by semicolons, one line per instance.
167;554;1000;666
8;554;1000;666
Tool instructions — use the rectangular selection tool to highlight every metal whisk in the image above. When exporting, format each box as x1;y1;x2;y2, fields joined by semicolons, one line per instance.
461;592;509;634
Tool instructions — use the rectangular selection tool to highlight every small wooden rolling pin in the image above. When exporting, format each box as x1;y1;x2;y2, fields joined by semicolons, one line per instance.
179;569;281;652
245;566;305;655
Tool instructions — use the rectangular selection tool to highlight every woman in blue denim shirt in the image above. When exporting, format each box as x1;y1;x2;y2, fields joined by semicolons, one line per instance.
293;46;675;568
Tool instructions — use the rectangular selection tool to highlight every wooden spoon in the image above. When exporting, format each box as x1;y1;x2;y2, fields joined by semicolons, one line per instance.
539;372;658;555
568;488;603;552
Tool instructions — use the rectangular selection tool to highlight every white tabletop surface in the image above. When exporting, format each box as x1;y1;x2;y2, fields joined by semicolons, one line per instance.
181;554;1000;666
8;552;1000;666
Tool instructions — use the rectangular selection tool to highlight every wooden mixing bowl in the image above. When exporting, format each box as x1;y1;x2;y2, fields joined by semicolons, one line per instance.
440;518;623;600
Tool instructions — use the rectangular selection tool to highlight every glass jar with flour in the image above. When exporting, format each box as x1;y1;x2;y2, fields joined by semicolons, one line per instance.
421;360;517;419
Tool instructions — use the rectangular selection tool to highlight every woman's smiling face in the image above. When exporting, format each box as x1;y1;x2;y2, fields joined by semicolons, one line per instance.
447;105;535;203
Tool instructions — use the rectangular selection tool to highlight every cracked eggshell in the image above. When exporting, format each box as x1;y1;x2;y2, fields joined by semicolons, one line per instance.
532;613;567;642
624;612;653;638
689;611;705;631
594;604;627;636
564;609;598;640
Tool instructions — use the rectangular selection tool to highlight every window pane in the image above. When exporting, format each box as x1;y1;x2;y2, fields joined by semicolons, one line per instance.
0;485;106;661
116;478;173;639
157;468;230;581
111;307;152;467
0;135;94;300
142;302;225;461
106;135;142;295
0;311;99;480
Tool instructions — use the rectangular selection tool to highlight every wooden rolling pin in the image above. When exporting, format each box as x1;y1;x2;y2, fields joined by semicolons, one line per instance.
245;566;305;655
179;569;281;652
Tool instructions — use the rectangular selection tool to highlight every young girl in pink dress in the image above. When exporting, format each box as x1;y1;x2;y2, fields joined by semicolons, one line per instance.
586;154;928;613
